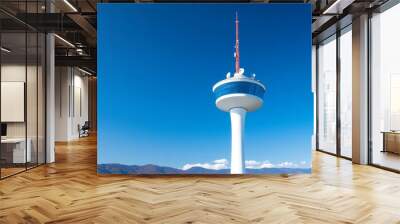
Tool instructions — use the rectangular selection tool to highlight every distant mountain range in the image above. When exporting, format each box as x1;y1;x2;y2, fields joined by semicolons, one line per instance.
97;164;311;175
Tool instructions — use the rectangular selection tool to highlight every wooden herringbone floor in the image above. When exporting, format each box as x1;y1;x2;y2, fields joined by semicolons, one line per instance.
1;135;400;224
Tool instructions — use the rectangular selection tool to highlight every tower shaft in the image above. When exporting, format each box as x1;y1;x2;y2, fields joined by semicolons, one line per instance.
230;107;246;174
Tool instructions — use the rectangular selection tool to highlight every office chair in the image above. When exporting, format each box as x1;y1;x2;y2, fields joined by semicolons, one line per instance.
79;121;90;138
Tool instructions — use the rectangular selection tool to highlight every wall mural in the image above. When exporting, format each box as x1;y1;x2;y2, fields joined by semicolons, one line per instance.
97;4;312;174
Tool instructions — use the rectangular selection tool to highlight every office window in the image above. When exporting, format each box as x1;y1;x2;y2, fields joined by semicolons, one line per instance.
339;27;352;158
371;3;400;171
318;36;337;154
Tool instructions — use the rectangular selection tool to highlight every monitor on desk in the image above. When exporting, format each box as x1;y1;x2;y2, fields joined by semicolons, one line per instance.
1;123;7;138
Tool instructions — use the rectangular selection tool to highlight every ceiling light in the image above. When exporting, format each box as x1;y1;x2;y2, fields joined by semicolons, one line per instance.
63;0;78;12
78;67;93;76
323;0;341;14
322;0;354;15
54;34;75;48
76;48;85;56
1;47;11;53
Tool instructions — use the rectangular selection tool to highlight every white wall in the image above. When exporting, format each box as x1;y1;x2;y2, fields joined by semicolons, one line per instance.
71;73;89;138
55;67;70;141
55;67;89;141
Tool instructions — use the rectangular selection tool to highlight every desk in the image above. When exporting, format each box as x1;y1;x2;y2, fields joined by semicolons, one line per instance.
1;138;31;163
382;131;400;154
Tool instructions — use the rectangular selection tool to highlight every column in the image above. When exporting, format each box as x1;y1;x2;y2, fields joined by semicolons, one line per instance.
46;1;55;163
352;14;369;164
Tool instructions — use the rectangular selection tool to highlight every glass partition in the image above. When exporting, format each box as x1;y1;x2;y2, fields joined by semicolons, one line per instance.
1;31;28;177
27;31;38;169
0;2;46;179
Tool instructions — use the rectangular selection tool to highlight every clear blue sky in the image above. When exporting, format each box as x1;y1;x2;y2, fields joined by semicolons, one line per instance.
98;4;312;169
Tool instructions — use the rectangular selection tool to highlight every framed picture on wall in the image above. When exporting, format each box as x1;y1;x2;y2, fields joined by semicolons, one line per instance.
97;4;313;175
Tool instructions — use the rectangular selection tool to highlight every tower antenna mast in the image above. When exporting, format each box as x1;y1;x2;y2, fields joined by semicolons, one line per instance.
235;12;240;74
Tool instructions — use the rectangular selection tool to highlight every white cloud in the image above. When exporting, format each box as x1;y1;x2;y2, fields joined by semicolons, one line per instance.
260;163;274;169
275;161;309;168
213;158;228;164
245;160;260;167
276;161;298;168
182;158;228;170
246;160;309;169
182;159;309;170
245;160;273;169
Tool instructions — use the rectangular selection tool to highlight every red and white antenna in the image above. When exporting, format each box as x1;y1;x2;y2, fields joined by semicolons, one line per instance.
235;12;240;74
